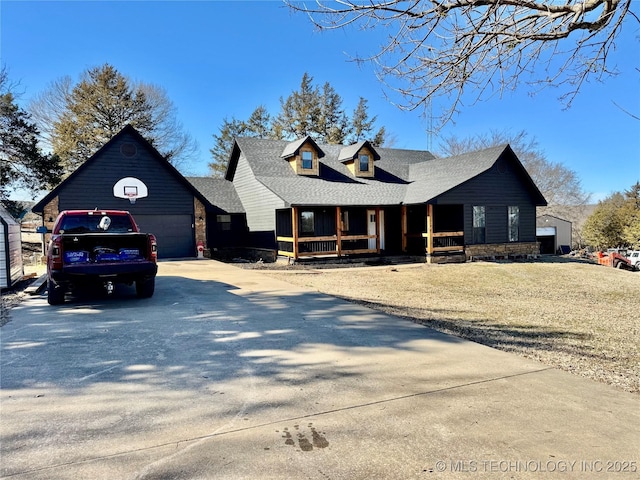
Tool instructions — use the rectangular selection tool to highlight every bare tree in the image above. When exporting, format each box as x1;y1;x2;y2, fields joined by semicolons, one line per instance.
288;1;636;129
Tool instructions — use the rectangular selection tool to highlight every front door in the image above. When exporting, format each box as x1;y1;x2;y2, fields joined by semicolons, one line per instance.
367;209;385;251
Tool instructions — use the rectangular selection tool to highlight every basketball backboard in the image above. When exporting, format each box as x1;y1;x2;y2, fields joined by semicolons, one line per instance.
113;177;148;204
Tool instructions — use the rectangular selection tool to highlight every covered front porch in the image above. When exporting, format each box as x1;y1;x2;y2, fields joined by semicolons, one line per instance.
276;204;465;261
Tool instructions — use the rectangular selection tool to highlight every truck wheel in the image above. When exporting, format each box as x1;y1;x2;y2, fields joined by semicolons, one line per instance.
136;276;155;298
47;280;65;305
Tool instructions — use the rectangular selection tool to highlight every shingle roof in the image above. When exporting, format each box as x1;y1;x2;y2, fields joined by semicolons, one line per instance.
338;140;380;162
280;136;325;159
235;138;423;206
230;138;545;207
404;145;507;204
186;177;245;213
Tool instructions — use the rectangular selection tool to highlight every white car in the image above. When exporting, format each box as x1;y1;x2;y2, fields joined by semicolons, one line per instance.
627;251;640;269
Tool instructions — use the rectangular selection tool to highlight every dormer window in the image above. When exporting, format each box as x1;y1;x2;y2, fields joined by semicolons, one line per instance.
302;150;314;170
281;136;324;176
359;154;370;172
339;141;380;178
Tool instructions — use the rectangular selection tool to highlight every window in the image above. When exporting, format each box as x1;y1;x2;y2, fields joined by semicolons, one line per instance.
508;206;519;242
472;206;486;244
301;151;313;170
359;154;369;172
300;211;314;234
217;214;232;231
59;213;134;234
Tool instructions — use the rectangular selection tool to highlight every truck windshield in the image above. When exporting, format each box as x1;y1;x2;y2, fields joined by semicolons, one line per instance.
59;214;135;234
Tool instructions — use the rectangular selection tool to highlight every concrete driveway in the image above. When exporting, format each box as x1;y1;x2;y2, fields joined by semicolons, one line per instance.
1;259;638;479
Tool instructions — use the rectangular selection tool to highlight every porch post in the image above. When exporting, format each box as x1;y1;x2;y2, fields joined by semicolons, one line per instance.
292;206;299;260
401;205;408;252
375;207;381;253
336;206;342;257
426;204;434;255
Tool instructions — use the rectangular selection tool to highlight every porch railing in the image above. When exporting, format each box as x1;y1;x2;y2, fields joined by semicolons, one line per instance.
277;234;377;258
422;231;465;253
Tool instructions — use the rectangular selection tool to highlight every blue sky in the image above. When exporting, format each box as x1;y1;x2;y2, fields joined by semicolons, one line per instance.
2;0;639;202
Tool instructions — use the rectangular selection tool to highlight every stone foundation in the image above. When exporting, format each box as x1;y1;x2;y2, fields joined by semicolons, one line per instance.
465;242;540;261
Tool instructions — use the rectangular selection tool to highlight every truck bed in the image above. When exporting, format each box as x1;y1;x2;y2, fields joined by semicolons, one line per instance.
61;233;151;265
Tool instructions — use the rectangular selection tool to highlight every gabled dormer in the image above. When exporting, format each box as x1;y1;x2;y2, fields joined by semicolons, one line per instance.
339;141;380;178
281;136;324;176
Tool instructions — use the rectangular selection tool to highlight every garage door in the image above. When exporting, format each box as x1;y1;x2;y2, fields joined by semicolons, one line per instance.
134;215;194;259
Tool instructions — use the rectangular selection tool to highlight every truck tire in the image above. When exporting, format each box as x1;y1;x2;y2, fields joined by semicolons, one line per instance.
136;276;155;298
47;279;65;305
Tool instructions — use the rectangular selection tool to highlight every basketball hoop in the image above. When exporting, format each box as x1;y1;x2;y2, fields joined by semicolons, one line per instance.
125;192;138;204
113;177;148;204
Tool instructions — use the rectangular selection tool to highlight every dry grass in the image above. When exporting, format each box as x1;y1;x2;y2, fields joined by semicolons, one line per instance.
261;258;640;394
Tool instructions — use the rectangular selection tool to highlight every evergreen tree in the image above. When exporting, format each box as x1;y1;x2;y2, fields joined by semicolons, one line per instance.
0;68;62;199
245;105;272;139
273;73;321;140
31;63;196;175
317;82;349;144
349;97;385;146
582;183;640;249
621;183;640;249
583;193;626;249
209;106;272;176
209;117;248;177
210;73;388;172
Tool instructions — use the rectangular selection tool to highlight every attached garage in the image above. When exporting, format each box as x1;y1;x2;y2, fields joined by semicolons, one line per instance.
32;125;215;259
134;214;194;259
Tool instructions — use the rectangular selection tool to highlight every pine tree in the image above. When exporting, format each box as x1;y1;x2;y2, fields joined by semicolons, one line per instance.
317;82;348;144
32;63;196;175
583;193;626;249
52;65;153;171
273;73;321;140
210;73;388;172
349;97;385;145
209;106;273;176
0;68;62;199
209;117;247;177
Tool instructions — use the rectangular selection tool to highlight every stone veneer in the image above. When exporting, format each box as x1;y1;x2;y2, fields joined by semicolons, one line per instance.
194;197;207;248
465;242;540;261
426;242;540;264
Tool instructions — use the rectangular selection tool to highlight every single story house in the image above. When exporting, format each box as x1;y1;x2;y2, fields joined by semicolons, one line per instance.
32;125;548;262
225;136;547;262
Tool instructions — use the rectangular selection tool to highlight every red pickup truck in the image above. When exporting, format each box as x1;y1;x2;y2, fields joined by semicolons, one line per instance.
46;210;158;305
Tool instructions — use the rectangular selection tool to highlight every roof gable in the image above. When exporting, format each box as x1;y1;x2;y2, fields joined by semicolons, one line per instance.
406;144;546;205
338;141;381;162
33;125;212;213
280;136;325;159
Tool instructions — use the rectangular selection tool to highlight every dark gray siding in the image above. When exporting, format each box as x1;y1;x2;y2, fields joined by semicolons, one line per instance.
56;133;195;216
52;130;197;258
436;163;539;245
